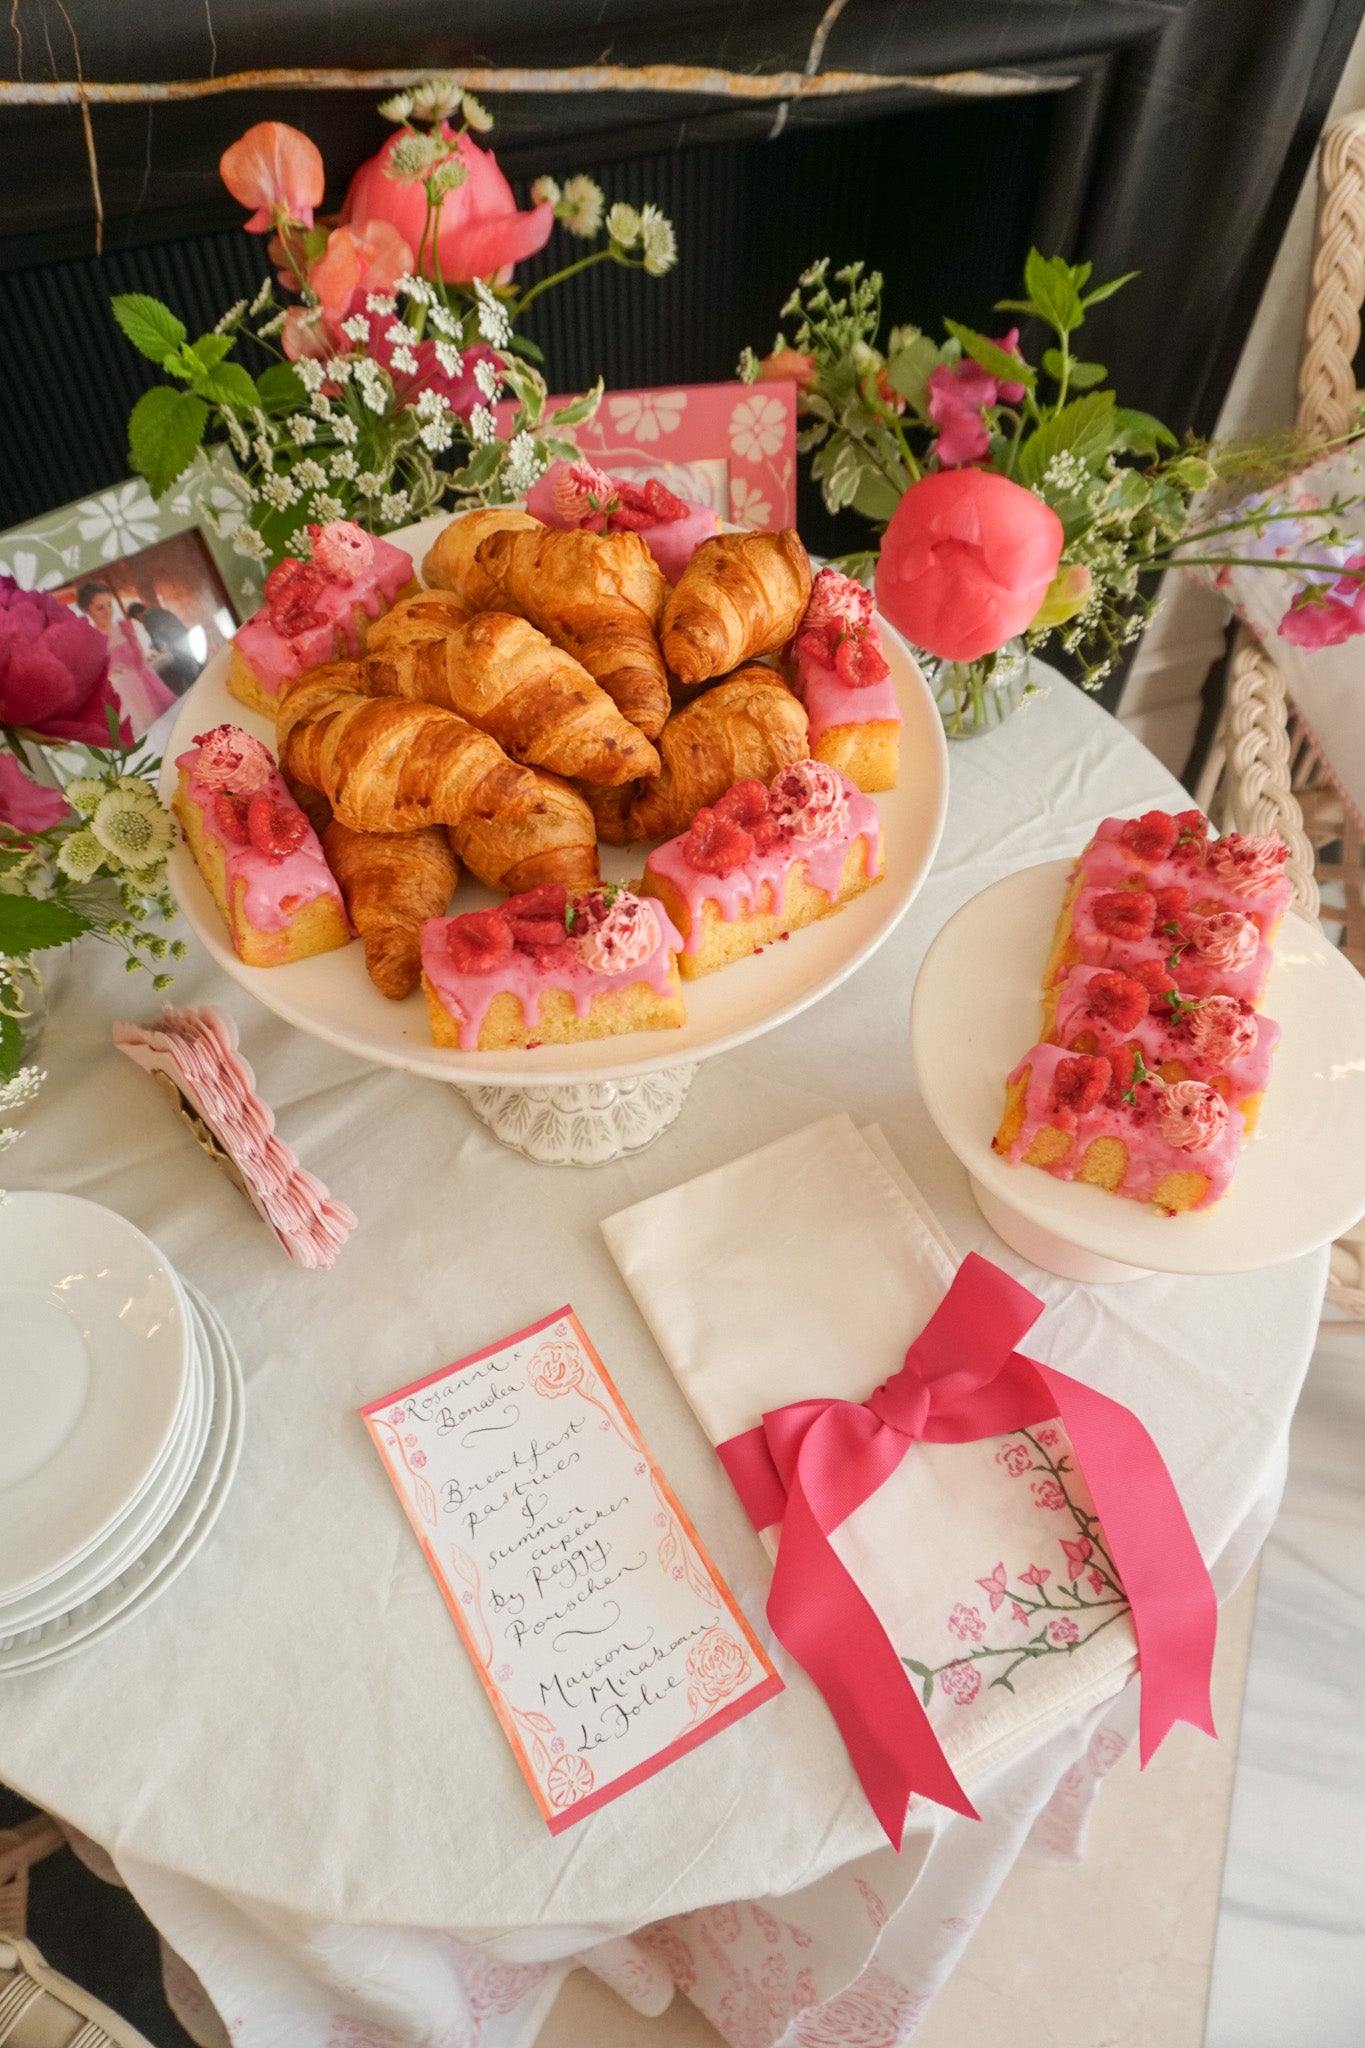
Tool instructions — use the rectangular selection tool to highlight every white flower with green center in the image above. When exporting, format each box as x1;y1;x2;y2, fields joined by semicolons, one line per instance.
386;133;442;184
531;175;561;209
90;788;173;872
63;777;104;819
430;158;468;200
55;828;106;884
639;205;677;276
377;90;414;124
409;75;464;124
460;89;493;133
606;202;641;250
558;175;604;240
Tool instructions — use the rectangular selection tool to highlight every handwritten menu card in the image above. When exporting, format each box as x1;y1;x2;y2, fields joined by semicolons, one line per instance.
361;1308;782;1831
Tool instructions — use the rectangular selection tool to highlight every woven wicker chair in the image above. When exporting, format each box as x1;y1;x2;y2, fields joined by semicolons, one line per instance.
1196;109;1365;1315
0;1822;62;1943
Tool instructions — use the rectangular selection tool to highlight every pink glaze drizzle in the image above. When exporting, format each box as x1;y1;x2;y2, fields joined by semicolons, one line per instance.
176;748;346;935
232;533;413;700
1076;815;1292;938
1052;965;1279;1101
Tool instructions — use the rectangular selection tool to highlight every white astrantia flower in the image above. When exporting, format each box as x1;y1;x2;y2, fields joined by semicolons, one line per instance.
557;175;604;239
531;175;561;209
379;490;410;523
214;298;248;333
0;1066;44;1112
503;432;545;496
90;788;173;873
249;276;274;314
341;314;371;344
294;358;327;393
230;522;269;561
472;279;512;347
62;777;104;819
295;458;327;489
606;201;641;249
434;340;464;379
430;158;468;201
418;417;455;453
469;404;496;445
55;828;106;883
333;413;359;445
639;204;677;276
409;75;464;124
377;90;414;123
387;133;442;184
330;450;359;480
473;356;500;401
390;345;419;377
308;492;346;522
354;471;384;496
287;413;317;444
460;89;493;133
366;293;398;317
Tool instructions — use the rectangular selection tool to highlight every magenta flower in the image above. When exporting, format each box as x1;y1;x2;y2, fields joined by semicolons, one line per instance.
0;577;128;746
1280;552;1365;648
1019;1563;1051;1586
925;331;1028;467
947;1602;986;1644
0;754;71;836
1047;1617;1080;1645
939;1663;982;1705
975;1562;1009;1612
1060;1535;1093;1580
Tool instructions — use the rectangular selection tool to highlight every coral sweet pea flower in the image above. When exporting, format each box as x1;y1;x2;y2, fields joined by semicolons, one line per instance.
343;129;553;284
282;219;417;360
875;468;1064;664
758;346;816;390
220;122;325;232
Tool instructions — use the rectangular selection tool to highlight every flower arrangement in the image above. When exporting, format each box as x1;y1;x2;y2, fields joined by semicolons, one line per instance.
112;80;678;571
743;254;1365;733
0;578;181;1147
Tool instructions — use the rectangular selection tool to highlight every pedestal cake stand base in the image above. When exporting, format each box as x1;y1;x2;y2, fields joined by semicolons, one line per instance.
457;1064;699;1166
969;1177;1153;1283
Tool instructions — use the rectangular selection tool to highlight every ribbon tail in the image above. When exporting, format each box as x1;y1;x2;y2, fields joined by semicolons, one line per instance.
767;1471;978;1846
1039;1365;1218;1764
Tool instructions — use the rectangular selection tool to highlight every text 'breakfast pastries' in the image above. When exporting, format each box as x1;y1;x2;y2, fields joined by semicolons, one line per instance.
993;810;1290;1212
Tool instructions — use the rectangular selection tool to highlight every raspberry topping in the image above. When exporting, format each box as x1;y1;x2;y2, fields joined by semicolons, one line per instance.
1119;811;1178;861
246;792;308;862
212;791;252;845
608;476;689;529
769;759;850;839
683;806;755;875
1171;809;1210;863
1087;971;1149;1033
446;908;514;975
1089;889;1157;941
503;883;568;924
1102;1040;1143;1107
507;916;572;956
1050;1054;1110;1117
264;555;327;638
794;567;891;688
715;778;785;850
1131;956;1178;1000
308;519;374;581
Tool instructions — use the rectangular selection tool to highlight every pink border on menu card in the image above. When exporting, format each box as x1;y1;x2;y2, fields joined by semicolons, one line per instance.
361;1307;783;1832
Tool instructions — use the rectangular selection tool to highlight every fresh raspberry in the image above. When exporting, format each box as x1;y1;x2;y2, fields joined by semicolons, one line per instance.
503;883;568;924
264;556;327;637
1050;1055;1110;1117
1087;971;1149;1033
1171;808;1210;863
641;477;688;522
1153;884;1188;922
1089;889;1157;942
683;806;755;876
1119;811;1178;861
607;477;688;530
1131;957;1178;1001
246;792;308;861
1103;1040;1141;1107
446;909;514;975
508;916;573;956
604;500;654;532
212;791;251;845
715;778;785;850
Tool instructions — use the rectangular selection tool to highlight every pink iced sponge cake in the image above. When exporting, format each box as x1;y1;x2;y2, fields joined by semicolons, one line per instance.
995;809;1289;1213
639;759;884;978
789;566;902;793
173;724;350;967
526;458;719;583
421;883;685;1051
227;521;416;718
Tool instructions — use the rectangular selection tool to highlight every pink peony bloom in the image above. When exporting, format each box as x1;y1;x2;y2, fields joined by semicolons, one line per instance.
0;577;129;746
758;346;816;389
0;753;71;835
939;1663;982;1705
220;121;325;231
343;129;553;284
875;468;1064;663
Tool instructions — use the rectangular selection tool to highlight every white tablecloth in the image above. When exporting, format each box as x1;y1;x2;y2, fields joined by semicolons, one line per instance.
0;674;1326;2048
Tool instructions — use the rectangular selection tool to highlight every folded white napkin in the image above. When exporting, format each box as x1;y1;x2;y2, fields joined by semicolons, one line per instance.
602;1114;1139;1791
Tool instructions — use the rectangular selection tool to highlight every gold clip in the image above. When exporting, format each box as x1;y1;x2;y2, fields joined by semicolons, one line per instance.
150;1067;252;1203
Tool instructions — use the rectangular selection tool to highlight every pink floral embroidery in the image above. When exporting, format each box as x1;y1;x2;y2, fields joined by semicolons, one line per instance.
636;1922;698;1996
1061;1535;1092;1579
1087;1567;1105;1594
1036;1424;1061;1447
409;1448;427;1468
1089;1724;1132;1773
386;1406;406;1426
788;1963;932;2046
1047;1616;1080;1645
995;1441;1031;1476
854;1877;887;1929
939;1662;982;1705
1031;1477;1065;1511
1019;1562;1051;1586
975;1561;1008;1611
546;1751;595;1807
947;1602;986;1643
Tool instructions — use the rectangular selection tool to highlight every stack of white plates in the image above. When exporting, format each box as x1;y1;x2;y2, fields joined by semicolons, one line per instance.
0;1192;244;1675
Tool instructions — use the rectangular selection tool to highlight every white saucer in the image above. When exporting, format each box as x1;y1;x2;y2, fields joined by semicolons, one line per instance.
0;1195;191;1602
911;859;1365;1279
0;1285;244;1673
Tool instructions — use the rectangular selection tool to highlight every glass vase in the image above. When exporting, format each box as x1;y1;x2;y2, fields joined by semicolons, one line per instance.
923;640;1037;740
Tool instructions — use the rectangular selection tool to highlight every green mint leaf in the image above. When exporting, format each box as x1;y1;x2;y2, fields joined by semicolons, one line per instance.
193;363;259;410
1015;391;1117;489
0;1010;22;1082
0;896;90;955
563;904;577;934
884;332;945;415
189;333;234;373
127;386;210;499
602;881;622;908
1109;406;1178;457
1023;249;1084;336
942;318;1035;391
1079;270;1140;310
256;363;308;417
1065;360;1109;391
111;293;187;364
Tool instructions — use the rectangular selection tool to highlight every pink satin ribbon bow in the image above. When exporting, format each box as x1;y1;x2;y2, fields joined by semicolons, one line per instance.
717;1251;1217;1848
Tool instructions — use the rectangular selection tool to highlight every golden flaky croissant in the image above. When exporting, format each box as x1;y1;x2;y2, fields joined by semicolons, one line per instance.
360;597;661;787
472;524;672;740
421;508;540;613
661;530;813;686
322;821;459;999
276;662;599;894
596;667;810;844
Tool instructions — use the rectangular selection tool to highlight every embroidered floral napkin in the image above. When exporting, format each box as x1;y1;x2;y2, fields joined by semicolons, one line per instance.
601;1114;1140;1793
115;1005;356;1269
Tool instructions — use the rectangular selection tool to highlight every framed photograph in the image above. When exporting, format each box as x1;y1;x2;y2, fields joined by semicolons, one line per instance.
0;448;263;743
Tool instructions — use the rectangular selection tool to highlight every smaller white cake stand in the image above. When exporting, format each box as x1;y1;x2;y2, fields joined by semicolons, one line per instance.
911;859;1365;1281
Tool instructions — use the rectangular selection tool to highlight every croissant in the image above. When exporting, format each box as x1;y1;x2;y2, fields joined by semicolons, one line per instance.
661;531;813;686
422;508;541;612
597;667;810;844
322;821;459;999
277;662;599;894
361;599;661;787
473;525;671;740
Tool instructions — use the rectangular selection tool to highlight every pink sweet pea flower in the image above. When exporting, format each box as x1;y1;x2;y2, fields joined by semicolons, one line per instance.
220;122;325;232
758;346;816;389
975;1562;1009;1612
1060;1535;1093;1581
992;328;1027;405
0;578;129;746
0;753;72;835
926;359;996;468
343;129;553;284
282;219;416;361
875;468;1064;663
1280;551;1365;648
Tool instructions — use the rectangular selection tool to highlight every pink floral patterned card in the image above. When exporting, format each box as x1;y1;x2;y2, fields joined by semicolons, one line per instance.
361;1307;782;1831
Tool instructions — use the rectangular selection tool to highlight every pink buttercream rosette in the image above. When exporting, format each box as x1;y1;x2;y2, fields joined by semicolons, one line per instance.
114;1005;356;1269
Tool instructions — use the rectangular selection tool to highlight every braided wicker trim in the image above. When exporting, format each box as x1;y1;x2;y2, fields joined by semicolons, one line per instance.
1223;631;1321;917
1298;112;1365;441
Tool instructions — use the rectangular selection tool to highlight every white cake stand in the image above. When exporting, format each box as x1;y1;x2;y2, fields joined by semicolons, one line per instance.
910;859;1365;1280
161;514;949;1164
